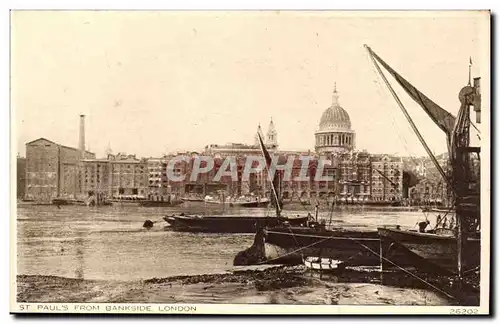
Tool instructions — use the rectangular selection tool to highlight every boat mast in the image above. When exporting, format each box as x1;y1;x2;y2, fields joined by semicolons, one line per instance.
257;132;282;217
365;45;455;195
221;190;225;213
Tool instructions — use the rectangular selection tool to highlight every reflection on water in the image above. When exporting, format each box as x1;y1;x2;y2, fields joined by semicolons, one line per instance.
17;204;431;281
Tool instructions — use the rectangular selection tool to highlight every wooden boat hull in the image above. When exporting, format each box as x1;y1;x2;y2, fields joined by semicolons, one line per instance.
233;227;404;266
139;200;183;207
378;227;481;274
262;228;381;265
52;198;86;206
165;215;308;233
181;198;204;202
204;199;270;208
229;200;270;208
109;200;142;206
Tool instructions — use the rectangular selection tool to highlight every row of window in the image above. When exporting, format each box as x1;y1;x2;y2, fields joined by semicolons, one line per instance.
372;188;397;193
26;183;57;187
372;164;401;169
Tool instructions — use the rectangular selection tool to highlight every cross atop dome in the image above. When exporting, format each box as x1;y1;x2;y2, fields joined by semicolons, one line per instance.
332;82;340;106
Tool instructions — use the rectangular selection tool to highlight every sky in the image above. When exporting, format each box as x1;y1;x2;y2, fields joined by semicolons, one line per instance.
12;11;489;158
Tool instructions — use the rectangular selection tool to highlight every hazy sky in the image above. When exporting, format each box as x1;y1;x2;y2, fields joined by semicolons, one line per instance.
12;11;488;158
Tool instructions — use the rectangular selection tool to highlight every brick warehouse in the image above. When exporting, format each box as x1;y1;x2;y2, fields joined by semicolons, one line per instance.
24;138;95;202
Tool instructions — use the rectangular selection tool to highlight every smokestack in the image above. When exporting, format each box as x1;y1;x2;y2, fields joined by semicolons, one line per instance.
79;115;86;158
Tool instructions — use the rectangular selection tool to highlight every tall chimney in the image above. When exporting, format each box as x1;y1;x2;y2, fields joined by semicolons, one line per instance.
79;114;86;158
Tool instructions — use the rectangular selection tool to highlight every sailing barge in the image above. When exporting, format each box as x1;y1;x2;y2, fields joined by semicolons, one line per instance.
139;200;183;207
204;195;271;208
164;214;309;233
233;225;383;266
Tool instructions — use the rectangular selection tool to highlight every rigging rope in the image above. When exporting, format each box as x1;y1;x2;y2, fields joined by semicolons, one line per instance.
365;46;456;196
344;234;457;301
366;51;424;168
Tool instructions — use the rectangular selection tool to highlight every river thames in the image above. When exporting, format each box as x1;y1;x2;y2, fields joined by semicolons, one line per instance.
16;204;450;305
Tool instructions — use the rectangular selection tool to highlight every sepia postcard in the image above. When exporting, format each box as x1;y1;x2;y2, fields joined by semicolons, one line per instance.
10;10;491;315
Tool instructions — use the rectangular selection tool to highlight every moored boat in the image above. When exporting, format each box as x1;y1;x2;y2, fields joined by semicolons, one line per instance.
204;195;270;208
139;200;183;207
164;214;309;233
52;198;87;206
108;195;148;206
234;225;383;266
181;196;205;202
109;198;144;206
378;227;480;274
229;198;270;208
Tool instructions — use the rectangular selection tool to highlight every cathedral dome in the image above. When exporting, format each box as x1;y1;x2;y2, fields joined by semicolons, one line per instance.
315;84;356;155
318;84;351;131
319;105;351;131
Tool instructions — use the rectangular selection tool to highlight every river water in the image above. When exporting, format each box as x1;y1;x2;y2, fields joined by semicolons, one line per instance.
17;203;435;281
15;204;452;305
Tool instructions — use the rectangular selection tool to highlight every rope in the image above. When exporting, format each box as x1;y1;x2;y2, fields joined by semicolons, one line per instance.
368;52;421;163
255;230;341;265
286;225;305;262
327;197;337;229
344;234;457;300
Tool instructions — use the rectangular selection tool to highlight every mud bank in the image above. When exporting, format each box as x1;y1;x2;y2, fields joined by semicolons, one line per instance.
17;266;453;305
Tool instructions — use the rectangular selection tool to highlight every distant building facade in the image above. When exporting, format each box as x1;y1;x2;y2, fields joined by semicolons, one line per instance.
406;152;454;206
280;155;338;202
81;153;148;198
337;151;371;202
80;159;111;198
109;153;148;197
370;154;403;202
17;156;26;199
25;138;95;202
147;157;164;197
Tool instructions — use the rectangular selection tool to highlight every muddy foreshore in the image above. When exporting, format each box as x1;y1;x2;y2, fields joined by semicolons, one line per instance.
17;265;467;305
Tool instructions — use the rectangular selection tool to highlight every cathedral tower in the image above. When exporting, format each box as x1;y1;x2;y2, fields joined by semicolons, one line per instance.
266;118;278;148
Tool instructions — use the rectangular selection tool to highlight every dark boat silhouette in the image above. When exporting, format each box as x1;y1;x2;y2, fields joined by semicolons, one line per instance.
139;200;183;207
164;214;309;233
